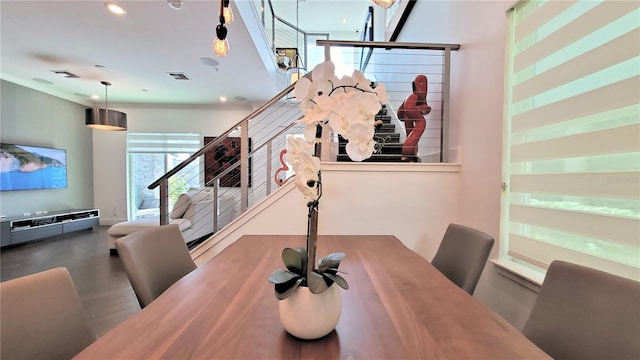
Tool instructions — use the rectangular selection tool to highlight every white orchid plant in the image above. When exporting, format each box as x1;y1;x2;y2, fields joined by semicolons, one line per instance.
268;61;388;300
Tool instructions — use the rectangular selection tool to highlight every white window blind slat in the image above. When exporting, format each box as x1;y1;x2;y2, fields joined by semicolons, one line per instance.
511;123;640;162
513;1;576;44
513;29;640;102
127;133;202;153
514;1;638;72
510;204;640;248
508;235;640;280
510;172;640;198
512;76;640;133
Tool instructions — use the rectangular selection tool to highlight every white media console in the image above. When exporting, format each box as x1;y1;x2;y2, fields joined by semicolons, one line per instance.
0;209;100;247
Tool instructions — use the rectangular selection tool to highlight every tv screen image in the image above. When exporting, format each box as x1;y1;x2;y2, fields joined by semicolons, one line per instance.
0;143;68;191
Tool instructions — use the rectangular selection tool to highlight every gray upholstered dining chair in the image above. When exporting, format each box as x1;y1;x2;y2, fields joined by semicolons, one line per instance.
116;224;197;308
430;223;494;295
522;260;640;360
0;267;96;360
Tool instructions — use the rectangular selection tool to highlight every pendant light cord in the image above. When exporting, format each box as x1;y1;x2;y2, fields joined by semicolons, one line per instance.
101;81;111;115
295;0;300;72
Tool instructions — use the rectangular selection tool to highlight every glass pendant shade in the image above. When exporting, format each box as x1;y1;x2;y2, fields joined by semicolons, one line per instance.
222;6;233;24
370;0;395;9
213;37;229;57
213;24;229;57
287;67;306;85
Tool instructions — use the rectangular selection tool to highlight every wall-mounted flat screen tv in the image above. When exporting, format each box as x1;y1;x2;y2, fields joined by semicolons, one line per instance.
0;143;68;191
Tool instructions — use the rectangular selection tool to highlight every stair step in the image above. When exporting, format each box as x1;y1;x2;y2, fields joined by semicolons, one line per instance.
373;133;400;143
375;115;392;123
337;154;421;163
374;127;396;134
377;124;395;130
340;142;405;155
338;133;401;144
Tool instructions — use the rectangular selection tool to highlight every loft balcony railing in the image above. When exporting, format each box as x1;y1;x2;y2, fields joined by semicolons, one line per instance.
317;40;460;163
148;40;460;243
253;0;329;73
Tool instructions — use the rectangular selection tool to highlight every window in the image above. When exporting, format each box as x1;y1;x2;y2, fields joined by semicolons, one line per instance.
501;0;640;281
126;133;202;220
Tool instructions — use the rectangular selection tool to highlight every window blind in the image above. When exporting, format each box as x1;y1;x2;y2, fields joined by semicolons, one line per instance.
126;133;202;153
503;0;640;281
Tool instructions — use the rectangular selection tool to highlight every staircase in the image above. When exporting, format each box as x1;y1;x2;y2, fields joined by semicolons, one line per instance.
337;106;420;163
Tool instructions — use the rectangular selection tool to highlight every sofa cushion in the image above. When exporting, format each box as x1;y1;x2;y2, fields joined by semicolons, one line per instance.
169;189;212;219
107;217;192;236
139;198;159;209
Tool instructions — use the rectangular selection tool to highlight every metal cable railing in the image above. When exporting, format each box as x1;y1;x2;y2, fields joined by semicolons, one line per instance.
148;40;460;244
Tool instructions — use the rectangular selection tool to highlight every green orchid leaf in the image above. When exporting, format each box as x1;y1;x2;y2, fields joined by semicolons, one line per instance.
282;247;306;275
275;277;304;300
307;271;329;294
294;247;308;273
324;273;349;290
268;269;299;285
318;252;345;272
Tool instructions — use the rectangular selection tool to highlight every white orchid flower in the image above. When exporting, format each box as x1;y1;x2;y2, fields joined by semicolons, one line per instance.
294;160;321;202
373;83;389;105
286;136;321;201
311;61;335;83
289;60;388;201
294;77;313;102
303;124;318;144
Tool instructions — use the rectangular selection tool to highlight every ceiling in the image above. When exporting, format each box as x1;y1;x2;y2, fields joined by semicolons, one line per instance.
0;0;373;109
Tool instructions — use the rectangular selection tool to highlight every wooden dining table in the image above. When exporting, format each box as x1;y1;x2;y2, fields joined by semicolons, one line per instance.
75;235;550;359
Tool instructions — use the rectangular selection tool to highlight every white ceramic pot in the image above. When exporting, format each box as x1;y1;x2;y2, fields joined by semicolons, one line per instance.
278;283;342;340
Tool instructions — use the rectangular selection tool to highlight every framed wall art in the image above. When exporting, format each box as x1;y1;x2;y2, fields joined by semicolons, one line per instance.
204;136;252;188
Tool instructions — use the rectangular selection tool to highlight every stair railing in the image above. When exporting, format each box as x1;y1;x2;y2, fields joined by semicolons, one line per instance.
147;40;460;243
317;40;460;163
148;81;305;230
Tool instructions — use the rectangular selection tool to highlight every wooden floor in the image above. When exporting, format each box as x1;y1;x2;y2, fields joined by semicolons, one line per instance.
0;226;141;337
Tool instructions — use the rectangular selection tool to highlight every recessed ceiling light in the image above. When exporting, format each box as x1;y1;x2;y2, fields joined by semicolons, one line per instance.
167;0;183;10
33;78;54;85
95;64;106;68
105;2;127;15
91;95;100;100
200;57;220;67
341;18;348;24
234;96;247;102
220;96;228;102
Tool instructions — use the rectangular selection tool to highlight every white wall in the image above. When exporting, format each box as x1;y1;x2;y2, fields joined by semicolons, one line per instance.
193;162;461;267
0;80;94;217
397;0;539;329
93;105;253;225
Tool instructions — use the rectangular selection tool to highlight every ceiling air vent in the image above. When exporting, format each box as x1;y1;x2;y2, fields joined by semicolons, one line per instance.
167;72;190;80
51;70;79;78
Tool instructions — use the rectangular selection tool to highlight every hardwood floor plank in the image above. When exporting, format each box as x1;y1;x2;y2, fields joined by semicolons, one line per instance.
1;225;141;337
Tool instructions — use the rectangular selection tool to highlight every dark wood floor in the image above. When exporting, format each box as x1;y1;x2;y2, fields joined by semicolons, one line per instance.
1;225;141;337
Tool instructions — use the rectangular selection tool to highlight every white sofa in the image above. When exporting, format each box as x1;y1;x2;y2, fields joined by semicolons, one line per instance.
107;189;218;254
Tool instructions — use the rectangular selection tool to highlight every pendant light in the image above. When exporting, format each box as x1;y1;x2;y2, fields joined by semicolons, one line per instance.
85;81;127;131
213;0;229;57
222;0;233;24
285;0;306;104
370;0;396;9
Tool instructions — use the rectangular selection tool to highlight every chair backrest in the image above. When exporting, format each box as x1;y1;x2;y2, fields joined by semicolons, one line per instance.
116;224;197;308
430;223;494;295
522;260;640;360
0;267;96;360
